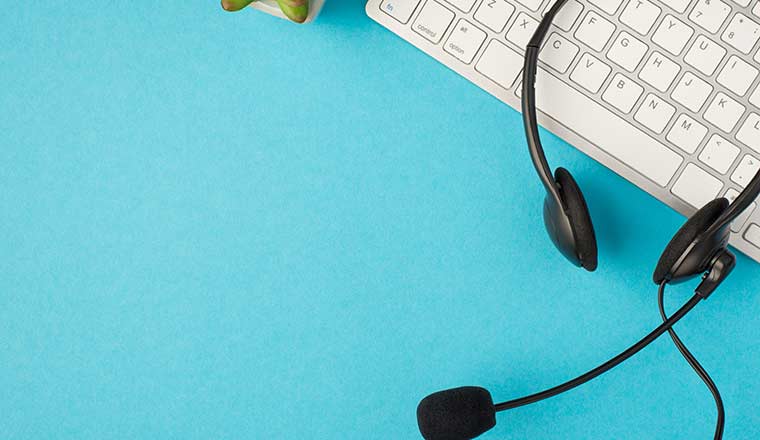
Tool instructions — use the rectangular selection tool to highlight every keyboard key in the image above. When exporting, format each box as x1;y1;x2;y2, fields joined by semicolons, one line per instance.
507;13;539;50
733;205;757;232
515;0;543;11
653;14;694;55
672;163;723;208
660;0;692;13
688;0;731;33
733;203;758;233
731;155;760;187
717;55;759;96
684;35;727;76
621;0;662;35
724;188;756;232
571;52;612;93
721;13;760;54
704;92;746;132
725;188;741;204
667;114;708;153
737;113;760;153
575;11;616;51
603;73;645;113
413;1;455;43
671;72;713;112
380;0;422;23
749;85;760;107
754;1;760;18
534;67;682;186
699;134;740;174
752;86;760;107
746;224;760;248
474;0;515;33
635;93;676;133
607;31;648;71
444;20;487;63
730;0;751;6
542;0;584;31
589;0;624;14
476;40;524;89
639;52;680;92
444;0;476;12
540;32;580;73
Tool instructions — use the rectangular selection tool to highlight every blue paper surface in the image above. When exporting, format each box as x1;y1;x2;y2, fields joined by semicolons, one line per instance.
1;2;759;439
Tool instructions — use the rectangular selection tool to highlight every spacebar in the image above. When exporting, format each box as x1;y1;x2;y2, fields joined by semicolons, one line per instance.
534;69;683;187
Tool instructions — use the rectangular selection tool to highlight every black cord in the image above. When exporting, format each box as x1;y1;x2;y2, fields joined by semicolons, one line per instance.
495;293;704;411
658;282;724;440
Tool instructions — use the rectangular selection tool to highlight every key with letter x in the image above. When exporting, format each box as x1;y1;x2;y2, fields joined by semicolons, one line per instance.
506;12;539;50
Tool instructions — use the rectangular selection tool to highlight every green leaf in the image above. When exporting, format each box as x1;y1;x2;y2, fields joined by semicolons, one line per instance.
275;0;309;23
221;0;256;12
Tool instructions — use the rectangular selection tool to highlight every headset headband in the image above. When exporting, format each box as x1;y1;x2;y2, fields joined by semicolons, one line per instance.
521;0;760;234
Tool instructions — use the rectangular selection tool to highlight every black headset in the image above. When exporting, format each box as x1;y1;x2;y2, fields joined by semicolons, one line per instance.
415;1;760;439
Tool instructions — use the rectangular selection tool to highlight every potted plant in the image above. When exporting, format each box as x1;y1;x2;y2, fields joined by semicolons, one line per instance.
221;0;324;23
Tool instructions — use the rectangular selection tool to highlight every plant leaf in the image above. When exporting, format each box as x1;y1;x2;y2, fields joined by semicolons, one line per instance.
276;0;309;23
221;0;256;12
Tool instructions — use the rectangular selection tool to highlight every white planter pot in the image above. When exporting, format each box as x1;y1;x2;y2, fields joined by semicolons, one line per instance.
250;0;325;23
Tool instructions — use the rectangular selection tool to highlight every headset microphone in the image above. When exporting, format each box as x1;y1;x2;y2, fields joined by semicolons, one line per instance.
417;387;496;440
417;292;703;439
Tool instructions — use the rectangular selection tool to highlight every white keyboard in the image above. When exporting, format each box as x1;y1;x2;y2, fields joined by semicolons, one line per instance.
367;0;760;263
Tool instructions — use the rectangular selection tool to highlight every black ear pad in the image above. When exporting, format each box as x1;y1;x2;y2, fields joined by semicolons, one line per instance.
554;168;598;271
653;198;729;284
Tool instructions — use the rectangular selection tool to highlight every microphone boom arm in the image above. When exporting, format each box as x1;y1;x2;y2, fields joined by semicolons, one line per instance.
494;293;703;411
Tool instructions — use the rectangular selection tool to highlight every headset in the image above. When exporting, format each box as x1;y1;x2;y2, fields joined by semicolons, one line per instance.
415;1;760;439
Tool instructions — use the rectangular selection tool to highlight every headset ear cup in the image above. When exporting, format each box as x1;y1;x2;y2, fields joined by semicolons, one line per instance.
555;168;598;271
653;198;730;284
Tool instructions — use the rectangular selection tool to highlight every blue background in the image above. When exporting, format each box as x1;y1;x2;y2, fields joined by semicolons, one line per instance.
2;2;759;439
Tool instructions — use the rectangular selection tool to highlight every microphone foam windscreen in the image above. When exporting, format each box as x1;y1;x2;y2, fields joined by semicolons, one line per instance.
416;386;496;440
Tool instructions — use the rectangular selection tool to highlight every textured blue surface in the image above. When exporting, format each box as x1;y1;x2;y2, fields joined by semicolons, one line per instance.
2;2;759;439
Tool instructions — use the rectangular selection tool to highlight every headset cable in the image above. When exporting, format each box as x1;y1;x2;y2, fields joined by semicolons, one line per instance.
658;281;724;440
